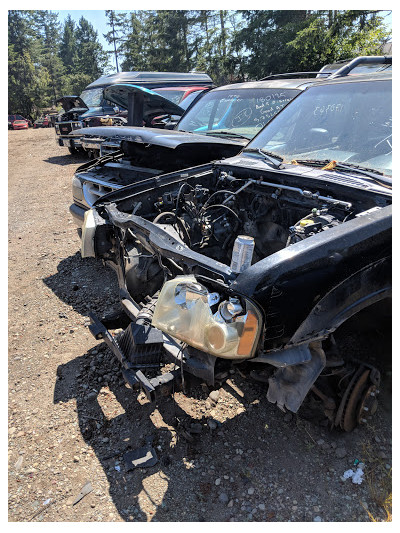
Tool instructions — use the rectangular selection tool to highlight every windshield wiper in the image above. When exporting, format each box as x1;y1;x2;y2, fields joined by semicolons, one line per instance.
204;131;250;140
293;159;392;188
242;147;284;169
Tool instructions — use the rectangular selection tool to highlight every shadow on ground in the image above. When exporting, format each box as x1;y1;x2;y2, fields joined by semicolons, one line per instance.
42;252;121;319
44;154;88;166
53;346;276;522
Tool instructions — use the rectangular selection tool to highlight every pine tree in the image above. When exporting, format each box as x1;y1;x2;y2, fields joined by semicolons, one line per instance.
59;14;77;75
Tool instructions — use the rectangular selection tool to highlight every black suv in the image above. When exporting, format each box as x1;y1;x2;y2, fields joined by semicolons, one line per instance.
80;57;392;431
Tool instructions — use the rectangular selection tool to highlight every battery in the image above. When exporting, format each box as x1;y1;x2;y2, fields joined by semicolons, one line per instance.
230;235;255;273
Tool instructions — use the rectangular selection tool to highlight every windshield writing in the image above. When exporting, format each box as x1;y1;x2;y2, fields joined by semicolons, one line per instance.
246;80;392;177
177;88;298;139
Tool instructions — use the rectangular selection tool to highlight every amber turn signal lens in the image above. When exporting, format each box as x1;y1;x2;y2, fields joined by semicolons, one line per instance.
237;311;259;356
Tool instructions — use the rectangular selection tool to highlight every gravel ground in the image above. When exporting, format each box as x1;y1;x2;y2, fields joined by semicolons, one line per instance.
8;128;392;522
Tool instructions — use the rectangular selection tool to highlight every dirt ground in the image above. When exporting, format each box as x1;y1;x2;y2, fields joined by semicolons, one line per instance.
8;127;392;523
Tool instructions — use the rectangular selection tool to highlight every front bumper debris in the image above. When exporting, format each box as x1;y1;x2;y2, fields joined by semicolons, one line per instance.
88;312;183;402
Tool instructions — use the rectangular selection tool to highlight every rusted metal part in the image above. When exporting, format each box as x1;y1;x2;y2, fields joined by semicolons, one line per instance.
311;385;336;420
335;365;381;432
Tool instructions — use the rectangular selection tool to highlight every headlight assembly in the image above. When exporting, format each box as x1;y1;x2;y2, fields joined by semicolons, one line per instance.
72;176;83;201
152;276;263;359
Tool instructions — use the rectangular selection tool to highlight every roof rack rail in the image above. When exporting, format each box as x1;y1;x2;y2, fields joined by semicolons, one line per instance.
330;56;392;78
259;71;323;81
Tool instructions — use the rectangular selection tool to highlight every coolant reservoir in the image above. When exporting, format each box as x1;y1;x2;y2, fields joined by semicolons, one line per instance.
230;235;255;273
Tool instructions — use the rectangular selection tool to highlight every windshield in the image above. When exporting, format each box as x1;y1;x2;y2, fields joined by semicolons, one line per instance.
245;80;392;177
179;90;204;110
80;88;104;107
177;87;300;139
153;89;186;105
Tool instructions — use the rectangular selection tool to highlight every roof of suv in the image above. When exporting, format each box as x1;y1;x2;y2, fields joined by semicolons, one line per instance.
211;78;320;92
308;70;392;87
87;72;214;90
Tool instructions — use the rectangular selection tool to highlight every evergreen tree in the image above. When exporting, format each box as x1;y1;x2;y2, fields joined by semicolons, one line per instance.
75;17;109;79
104;10;127;72
59;14;77;75
32;10;65;102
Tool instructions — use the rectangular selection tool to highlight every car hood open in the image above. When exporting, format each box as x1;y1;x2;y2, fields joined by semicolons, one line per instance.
56;96;88;112
103;84;185;122
72;125;246;149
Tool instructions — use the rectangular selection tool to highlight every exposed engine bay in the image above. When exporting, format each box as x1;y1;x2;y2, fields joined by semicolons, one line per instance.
57;110;83;122
85;162;391;431
100;165;379;297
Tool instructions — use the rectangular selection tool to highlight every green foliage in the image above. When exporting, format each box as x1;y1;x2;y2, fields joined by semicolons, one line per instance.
8;9;391;117
59;14;77;75
287;10;392;69
75;17;108;79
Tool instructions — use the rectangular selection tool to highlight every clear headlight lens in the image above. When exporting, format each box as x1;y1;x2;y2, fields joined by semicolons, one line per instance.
72;176;83;201
81;209;96;258
152;276;262;359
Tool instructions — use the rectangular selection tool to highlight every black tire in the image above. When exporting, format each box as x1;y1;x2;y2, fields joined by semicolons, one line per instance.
68;146;77;155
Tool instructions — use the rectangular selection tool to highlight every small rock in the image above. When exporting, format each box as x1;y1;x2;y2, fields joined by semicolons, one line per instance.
313;516;322;522
258;503;266;511
335;447;347;459
209;390;220;403
283;413;293;422
73;456;79;463
219;493;229;504
247;487;255;495
189;423;202;434
208;419;217;430
228;500;234;508
215;478;221;486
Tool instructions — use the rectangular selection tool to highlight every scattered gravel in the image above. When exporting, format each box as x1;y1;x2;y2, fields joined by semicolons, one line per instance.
8;129;392;522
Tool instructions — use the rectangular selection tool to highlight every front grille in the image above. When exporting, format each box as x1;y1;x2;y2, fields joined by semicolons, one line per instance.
83;181;115;207
59;123;73;134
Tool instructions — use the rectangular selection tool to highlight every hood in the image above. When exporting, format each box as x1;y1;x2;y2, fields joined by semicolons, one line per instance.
56;96;88;112
103;84;184;122
72;126;246;149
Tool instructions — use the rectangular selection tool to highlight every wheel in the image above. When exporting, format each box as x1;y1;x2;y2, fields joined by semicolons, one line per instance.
68;146;77;155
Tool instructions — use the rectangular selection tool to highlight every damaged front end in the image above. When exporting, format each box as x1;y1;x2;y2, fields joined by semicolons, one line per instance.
81;159;391;429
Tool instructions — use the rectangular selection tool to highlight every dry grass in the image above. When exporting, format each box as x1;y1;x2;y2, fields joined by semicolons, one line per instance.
361;443;392;522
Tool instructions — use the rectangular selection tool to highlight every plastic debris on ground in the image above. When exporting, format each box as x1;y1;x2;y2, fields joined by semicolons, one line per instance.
123;437;158;470
72;481;93;505
341;463;365;484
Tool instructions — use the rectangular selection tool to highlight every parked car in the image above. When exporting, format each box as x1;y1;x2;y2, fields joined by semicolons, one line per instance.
8;114;31;129
77;85;187;157
55;71;214;154
71;76;317;228
12;119;29;130
151;86;210;128
33;116;50;128
80;57;392;430
317;55;392;77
